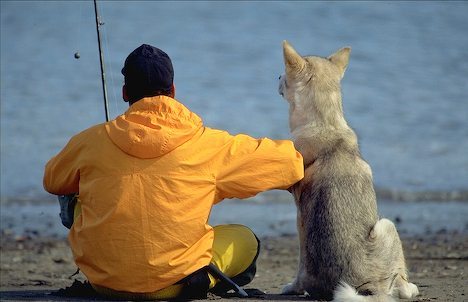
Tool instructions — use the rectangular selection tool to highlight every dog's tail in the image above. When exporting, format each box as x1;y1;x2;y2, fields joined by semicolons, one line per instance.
333;282;395;302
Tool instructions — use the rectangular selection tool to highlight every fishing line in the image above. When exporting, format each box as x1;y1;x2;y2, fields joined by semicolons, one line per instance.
73;2;84;59
98;2;119;117
93;0;110;122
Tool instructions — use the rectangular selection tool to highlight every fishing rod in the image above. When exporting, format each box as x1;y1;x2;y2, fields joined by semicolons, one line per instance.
93;0;110;122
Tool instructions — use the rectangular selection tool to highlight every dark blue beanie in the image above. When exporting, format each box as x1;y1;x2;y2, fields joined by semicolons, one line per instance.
122;44;174;101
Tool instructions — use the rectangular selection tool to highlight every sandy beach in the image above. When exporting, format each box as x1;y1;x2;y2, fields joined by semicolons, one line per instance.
1;230;466;301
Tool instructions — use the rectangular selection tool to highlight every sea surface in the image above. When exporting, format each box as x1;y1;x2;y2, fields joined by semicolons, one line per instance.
1;2;467;235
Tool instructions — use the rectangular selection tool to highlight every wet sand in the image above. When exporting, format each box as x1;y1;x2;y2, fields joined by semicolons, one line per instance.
1;231;466;301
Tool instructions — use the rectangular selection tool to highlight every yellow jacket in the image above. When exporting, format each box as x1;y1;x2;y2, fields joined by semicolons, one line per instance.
44;96;303;293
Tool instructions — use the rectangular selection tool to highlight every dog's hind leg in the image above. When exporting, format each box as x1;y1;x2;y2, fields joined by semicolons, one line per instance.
368;218;419;299
389;227;419;299
394;274;419;299
392;249;419;299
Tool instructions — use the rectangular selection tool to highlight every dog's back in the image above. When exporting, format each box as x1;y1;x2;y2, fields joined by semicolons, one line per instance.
294;125;379;295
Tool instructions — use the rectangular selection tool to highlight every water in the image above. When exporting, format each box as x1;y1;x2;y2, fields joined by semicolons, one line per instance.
1;2;468;203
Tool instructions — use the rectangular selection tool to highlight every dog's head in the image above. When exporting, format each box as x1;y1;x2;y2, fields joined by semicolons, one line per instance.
278;41;351;131
278;41;350;102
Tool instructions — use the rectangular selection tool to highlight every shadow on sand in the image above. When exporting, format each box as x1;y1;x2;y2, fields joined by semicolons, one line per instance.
0;289;310;301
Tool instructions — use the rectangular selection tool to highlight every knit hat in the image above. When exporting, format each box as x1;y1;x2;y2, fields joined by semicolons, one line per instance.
122;44;174;101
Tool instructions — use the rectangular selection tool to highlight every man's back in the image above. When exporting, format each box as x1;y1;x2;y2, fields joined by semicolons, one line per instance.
44;95;303;292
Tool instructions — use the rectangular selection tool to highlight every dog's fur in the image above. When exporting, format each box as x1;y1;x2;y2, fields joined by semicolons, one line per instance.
278;41;419;301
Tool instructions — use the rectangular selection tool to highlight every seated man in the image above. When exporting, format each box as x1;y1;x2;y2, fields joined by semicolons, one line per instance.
44;44;304;299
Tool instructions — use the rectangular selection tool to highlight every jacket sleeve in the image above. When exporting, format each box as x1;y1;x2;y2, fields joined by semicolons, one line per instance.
43;135;82;195
215;133;304;201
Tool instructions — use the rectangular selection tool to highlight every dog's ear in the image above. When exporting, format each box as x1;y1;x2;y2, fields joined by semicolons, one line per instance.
283;40;305;74
328;47;351;78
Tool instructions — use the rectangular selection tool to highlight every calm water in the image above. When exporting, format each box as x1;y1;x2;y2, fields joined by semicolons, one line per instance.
1;1;468;203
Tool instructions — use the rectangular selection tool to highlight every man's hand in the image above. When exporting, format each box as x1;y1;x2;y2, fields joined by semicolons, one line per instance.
58;193;78;229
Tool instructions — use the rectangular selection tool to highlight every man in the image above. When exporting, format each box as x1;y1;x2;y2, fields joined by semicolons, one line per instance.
44;44;304;299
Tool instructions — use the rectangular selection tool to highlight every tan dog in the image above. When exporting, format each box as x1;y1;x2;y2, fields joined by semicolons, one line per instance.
278;41;419;302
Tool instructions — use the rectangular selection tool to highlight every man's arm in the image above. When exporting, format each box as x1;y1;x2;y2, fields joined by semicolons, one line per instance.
43;135;82;196
214;134;304;201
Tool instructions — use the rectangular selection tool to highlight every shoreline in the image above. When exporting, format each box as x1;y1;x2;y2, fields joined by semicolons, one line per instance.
1;198;467;240
2;185;468;205
1;232;467;301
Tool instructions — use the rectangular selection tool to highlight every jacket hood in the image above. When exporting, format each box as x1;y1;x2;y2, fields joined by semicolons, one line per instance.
105;96;203;159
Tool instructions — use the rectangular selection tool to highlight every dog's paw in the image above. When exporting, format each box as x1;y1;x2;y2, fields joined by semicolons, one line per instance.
407;282;419;298
281;283;294;295
398;282;419;299
281;282;304;295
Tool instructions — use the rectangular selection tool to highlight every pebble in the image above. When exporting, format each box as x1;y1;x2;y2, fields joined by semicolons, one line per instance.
14;235;26;242
2;229;13;236
12;256;22;263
